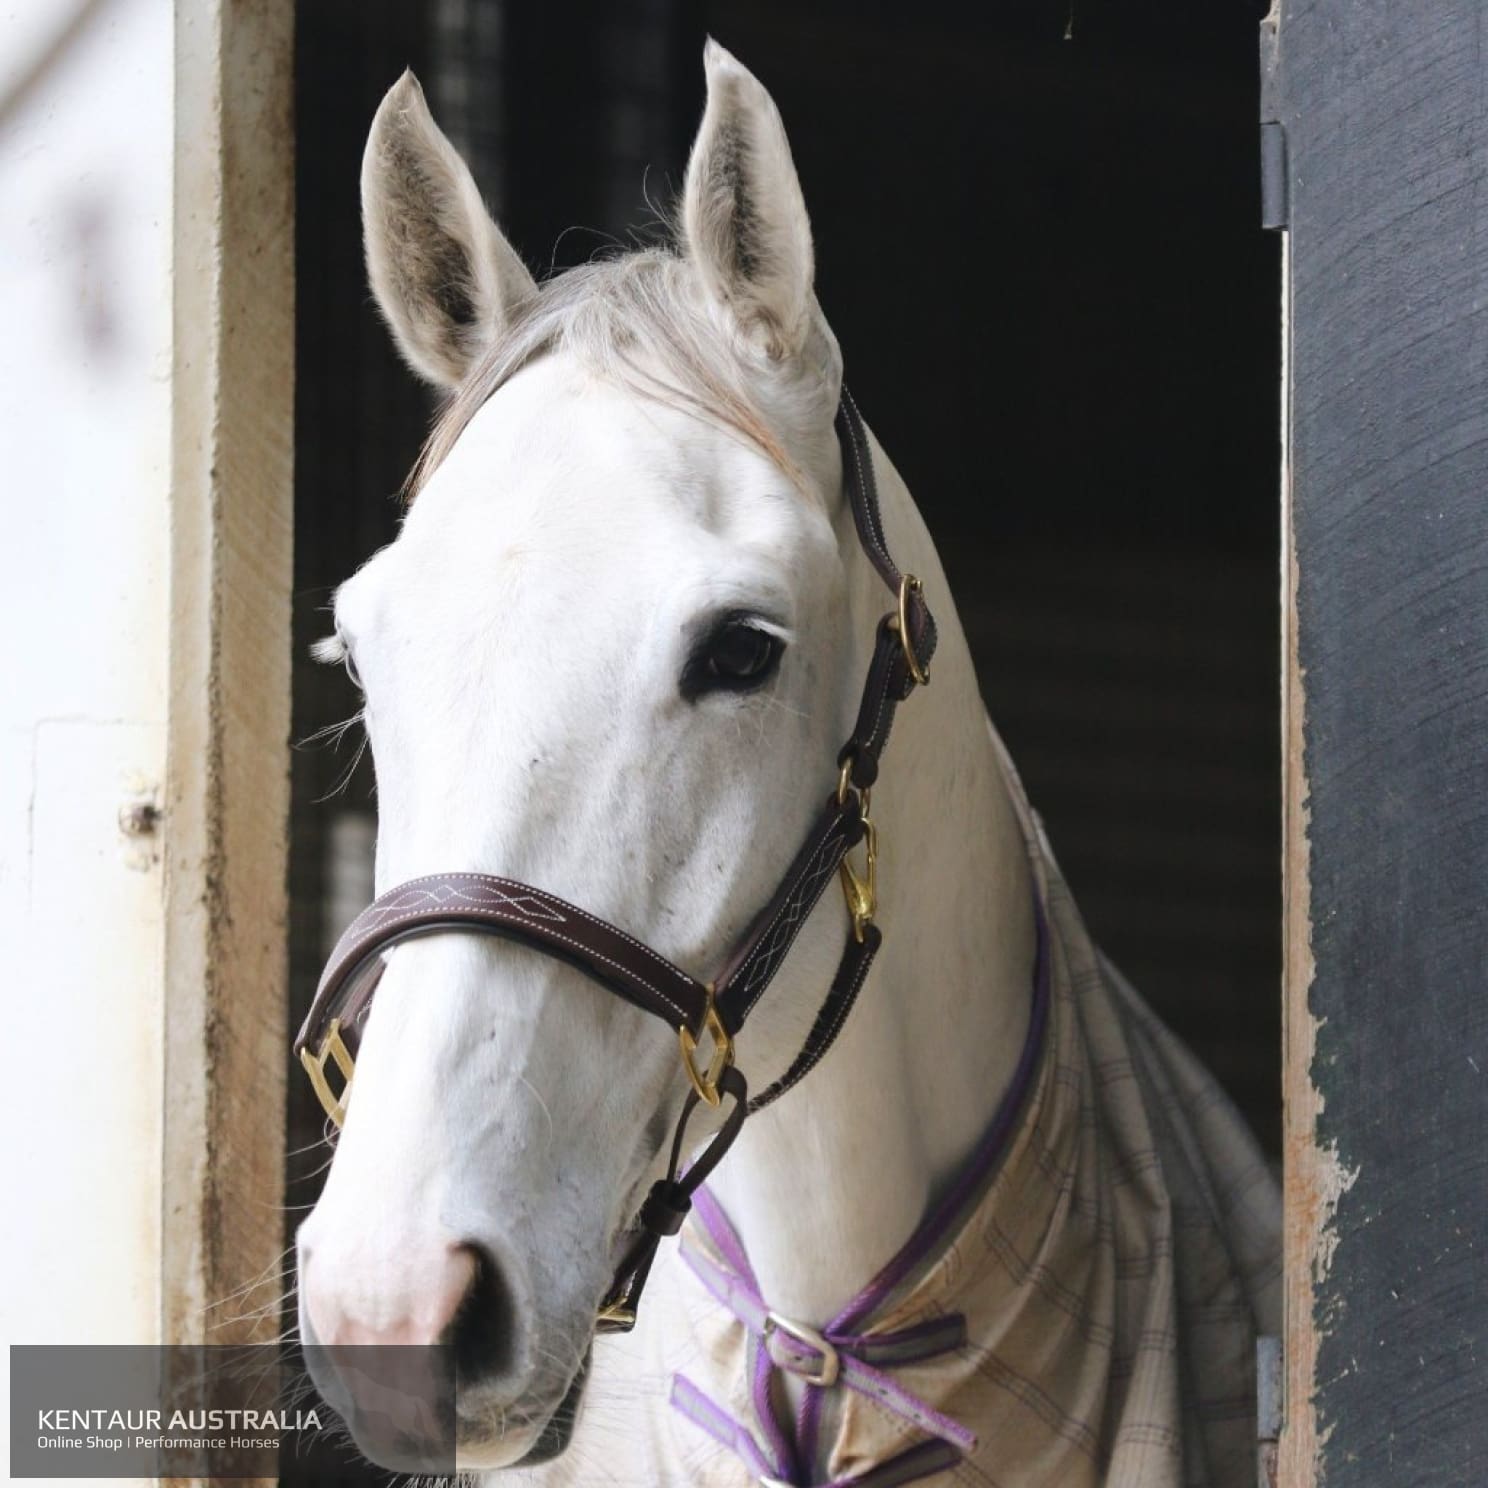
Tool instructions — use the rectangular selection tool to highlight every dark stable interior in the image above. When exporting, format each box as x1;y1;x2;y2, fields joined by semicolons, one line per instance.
289;5;1277;1476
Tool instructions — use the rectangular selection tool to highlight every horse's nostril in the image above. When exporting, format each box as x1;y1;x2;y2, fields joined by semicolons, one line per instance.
445;1243;521;1382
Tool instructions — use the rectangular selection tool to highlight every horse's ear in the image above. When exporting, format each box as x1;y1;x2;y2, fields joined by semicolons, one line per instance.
361;71;535;389
682;42;814;362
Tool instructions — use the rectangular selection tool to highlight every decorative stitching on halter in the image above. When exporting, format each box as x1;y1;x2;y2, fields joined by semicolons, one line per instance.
863;645;894;755
324;900;694;1026
750;934;876;1109
367;872;700;987
358;881;567;926
728;811;853;1020
842;389;894;576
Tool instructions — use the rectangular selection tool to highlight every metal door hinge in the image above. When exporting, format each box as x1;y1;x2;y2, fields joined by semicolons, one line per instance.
1257;1334;1283;1488
1259;4;1288;230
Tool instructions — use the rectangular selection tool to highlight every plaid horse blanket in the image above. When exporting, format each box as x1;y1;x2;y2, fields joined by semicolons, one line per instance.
536;748;1282;1487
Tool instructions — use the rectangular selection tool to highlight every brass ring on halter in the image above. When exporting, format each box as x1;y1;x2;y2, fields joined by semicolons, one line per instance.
836;756;855;807
896;573;930;687
836;755;872;819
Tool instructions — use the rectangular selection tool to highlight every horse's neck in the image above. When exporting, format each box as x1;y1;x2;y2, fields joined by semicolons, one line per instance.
704;435;1037;1324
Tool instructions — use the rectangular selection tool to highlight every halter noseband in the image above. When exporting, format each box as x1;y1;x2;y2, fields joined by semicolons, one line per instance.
295;389;937;1330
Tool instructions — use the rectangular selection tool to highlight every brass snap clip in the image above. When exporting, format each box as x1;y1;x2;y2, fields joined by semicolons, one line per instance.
839;813;878;943
595;1295;638;1333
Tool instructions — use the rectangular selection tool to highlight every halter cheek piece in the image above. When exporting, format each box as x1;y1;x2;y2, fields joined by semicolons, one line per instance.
296;390;936;1331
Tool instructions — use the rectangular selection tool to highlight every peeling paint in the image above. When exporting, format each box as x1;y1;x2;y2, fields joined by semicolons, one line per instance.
1307;1140;1358;1287
1277;237;1325;1488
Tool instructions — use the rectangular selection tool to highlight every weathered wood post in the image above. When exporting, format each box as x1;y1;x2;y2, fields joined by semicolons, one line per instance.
165;0;294;1350
1269;3;1488;1482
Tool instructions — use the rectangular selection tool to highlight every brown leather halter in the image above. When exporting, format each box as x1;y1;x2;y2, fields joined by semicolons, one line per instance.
296;389;936;1331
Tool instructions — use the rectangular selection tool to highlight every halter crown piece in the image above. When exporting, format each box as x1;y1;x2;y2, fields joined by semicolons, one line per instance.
296;389;937;1330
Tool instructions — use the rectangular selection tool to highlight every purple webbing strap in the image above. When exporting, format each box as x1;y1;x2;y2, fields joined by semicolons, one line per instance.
671;1375;962;1488
670;1374;786;1483
677;1236;976;1452
686;1188;801;1479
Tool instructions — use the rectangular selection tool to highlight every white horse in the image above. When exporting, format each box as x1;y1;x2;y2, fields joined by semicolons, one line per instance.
297;43;1280;1487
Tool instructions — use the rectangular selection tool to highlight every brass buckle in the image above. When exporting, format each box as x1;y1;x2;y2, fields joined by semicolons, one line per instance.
894;573;930;687
839;810;878;942
764;1311;841;1388
300;1018;355;1129
595;1297;637;1332
678;989;734;1108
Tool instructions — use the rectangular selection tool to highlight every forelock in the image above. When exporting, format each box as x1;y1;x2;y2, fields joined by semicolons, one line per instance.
405;248;827;500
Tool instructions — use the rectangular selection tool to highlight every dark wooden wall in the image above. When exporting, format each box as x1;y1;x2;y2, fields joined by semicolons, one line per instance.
1277;1;1488;1481
706;0;1280;1147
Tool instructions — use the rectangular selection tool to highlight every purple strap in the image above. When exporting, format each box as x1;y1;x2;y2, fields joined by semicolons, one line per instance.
671;1374;787;1483
673;1373;963;1488
679;1233;976;1453
670;898;1052;1486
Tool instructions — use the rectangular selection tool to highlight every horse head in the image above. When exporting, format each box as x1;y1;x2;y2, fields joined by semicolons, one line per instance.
296;42;876;1470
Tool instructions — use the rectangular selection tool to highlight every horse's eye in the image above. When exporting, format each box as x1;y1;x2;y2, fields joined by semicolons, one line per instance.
683;618;784;699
